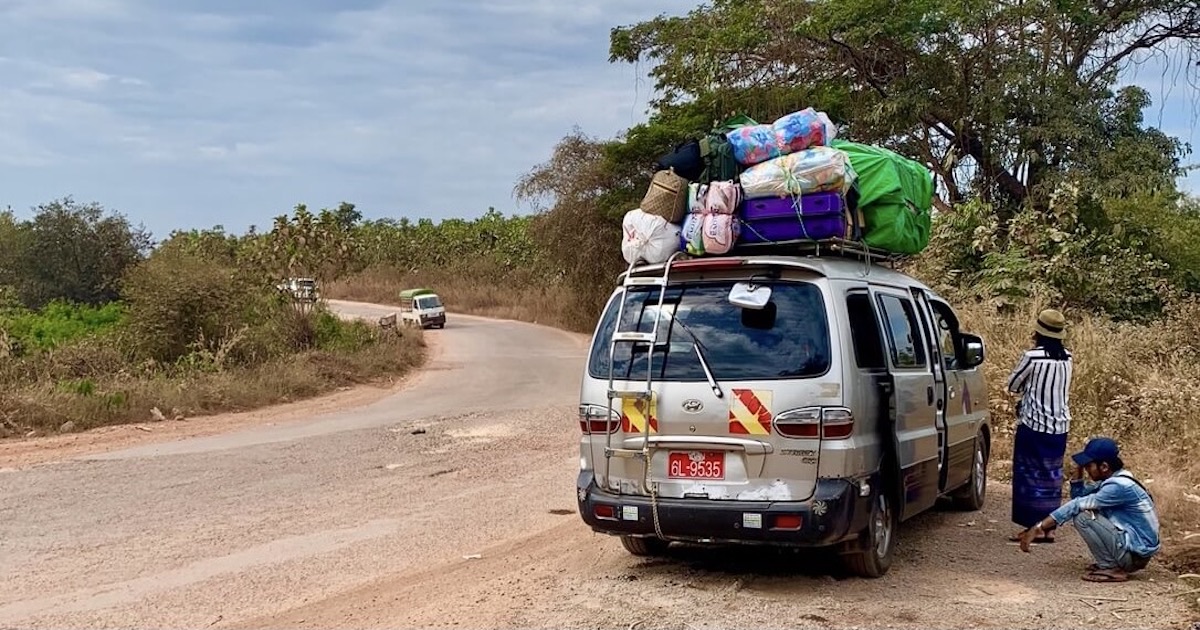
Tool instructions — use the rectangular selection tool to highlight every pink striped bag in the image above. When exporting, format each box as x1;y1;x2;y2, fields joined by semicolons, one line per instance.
701;213;740;255
700;181;742;215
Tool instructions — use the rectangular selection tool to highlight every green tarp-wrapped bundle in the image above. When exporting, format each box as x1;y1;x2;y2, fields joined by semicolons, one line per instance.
831;140;934;255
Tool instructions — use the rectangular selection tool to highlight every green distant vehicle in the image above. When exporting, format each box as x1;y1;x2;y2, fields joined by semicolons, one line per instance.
399;288;446;329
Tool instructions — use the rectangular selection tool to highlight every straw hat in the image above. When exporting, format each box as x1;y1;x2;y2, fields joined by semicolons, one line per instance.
1035;309;1067;340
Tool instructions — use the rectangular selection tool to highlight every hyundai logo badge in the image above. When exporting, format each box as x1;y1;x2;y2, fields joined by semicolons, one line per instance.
682;399;704;413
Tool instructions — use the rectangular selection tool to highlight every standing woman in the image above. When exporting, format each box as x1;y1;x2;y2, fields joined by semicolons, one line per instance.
1007;309;1073;544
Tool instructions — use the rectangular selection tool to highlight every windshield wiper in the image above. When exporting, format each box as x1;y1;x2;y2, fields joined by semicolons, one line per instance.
667;318;724;400
621;291;723;398
692;342;724;399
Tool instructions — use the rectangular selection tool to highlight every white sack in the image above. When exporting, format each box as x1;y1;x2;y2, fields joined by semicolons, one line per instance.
622;209;682;265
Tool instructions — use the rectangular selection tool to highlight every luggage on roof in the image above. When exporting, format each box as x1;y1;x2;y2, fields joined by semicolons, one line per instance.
699;114;758;183
726;108;838;167
831;140;933;255
622;107;937;265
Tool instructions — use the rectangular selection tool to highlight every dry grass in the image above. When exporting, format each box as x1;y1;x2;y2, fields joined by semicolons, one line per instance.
327;265;603;332
0;330;425;436
956;299;1200;571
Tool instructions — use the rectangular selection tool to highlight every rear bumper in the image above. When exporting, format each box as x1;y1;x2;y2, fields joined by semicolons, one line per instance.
577;471;874;547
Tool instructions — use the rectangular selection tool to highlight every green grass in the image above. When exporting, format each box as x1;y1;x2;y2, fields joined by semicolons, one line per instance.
0;301;125;352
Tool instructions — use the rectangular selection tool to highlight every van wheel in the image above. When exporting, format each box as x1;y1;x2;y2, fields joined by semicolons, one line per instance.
620;535;669;556
952;431;989;511
844;492;896;578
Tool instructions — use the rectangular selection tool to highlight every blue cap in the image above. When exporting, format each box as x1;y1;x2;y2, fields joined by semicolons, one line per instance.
1071;437;1120;466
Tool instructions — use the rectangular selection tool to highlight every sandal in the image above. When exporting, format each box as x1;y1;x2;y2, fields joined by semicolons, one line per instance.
1082;569;1128;583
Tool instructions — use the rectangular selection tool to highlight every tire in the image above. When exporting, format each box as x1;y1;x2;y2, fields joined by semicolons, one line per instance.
619;535;670;557
951;430;989;511
844;491;897;578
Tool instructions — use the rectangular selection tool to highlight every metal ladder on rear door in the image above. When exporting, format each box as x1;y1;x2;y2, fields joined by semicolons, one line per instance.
603;252;683;481
604;252;682;539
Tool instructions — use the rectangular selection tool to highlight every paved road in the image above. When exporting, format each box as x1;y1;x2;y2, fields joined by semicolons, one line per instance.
0;301;1191;629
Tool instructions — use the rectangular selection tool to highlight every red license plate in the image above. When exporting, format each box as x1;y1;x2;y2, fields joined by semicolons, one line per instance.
667;451;725;480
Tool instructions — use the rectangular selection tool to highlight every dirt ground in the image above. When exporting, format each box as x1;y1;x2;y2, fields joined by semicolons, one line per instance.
1;303;1195;630
237;485;1193;630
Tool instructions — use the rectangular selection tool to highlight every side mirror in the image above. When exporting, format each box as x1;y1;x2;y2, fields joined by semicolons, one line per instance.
729;281;772;310
962;333;985;368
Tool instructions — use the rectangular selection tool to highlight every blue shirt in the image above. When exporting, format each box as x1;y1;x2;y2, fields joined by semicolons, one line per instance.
1049;471;1161;558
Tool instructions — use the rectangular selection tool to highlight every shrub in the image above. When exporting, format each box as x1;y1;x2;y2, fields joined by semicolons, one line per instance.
121;247;267;364
0;301;125;353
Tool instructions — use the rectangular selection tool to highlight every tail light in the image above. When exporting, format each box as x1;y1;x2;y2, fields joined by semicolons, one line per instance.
578;404;619;434
774;407;821;438
821;407;854;439
773;407;855;439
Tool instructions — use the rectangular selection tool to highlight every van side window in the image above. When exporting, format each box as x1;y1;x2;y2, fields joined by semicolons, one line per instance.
876;294;927;368
846;293;886;370
931;301;963;370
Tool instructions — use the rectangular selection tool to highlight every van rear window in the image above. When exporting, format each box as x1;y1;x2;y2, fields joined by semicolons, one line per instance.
588;282;831;382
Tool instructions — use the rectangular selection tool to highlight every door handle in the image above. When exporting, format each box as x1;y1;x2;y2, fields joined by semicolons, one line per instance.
927;386;934;406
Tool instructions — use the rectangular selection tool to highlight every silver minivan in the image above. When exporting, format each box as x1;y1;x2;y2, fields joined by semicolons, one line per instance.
575;253;990;577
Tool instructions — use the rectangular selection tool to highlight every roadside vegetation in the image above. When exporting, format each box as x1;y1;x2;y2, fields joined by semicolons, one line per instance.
0;199;424;437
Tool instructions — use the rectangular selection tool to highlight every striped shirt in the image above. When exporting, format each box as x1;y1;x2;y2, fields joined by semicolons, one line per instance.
1006;348;1073;434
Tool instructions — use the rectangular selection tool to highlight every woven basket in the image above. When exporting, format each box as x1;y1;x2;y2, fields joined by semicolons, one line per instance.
641;168;688;223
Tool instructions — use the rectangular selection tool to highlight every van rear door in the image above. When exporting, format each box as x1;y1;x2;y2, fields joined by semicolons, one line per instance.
583;278;835;503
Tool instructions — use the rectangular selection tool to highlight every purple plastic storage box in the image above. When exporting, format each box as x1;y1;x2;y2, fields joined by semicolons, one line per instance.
737;192;847;244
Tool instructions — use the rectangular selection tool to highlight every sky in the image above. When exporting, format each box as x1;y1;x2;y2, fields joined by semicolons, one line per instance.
0;1;1198;240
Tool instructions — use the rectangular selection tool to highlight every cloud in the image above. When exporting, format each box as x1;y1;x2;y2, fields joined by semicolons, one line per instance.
0;0;678;236
10;0;1192;239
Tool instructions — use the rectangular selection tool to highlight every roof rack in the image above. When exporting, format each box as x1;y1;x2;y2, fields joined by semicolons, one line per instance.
728;238;904;266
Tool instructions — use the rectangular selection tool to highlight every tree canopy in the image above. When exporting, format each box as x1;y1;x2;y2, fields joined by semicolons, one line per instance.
609;0;1197;214
0;198;151;309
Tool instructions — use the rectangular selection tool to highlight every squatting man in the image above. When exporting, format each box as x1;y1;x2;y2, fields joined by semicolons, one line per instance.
1018;437;1161;583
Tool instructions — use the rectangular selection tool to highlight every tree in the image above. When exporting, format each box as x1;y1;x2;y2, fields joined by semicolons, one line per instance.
158;226;244;266
332;202;362;231
610;0;1196;218
14;198;151;308
245;204;359;283
514;130;634;311
0;209;28;300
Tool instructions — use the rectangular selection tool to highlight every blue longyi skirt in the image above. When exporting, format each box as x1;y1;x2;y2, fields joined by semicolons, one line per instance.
1011;423;1068;528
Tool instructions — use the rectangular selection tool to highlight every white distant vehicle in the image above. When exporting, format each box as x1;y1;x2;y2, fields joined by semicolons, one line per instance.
276;278;319;302
399;288;446;329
